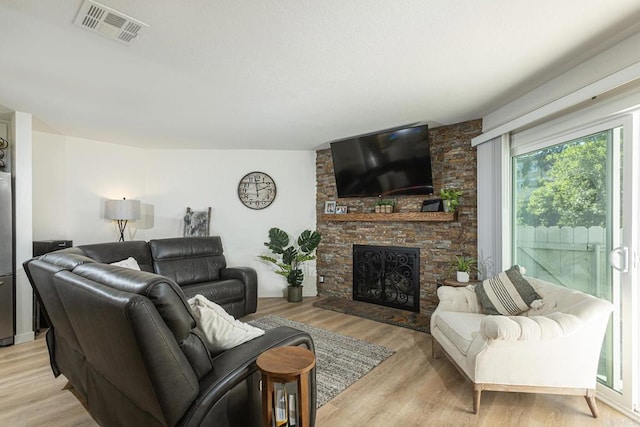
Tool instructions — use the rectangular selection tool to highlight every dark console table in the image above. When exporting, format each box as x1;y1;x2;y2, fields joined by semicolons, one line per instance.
32;240;73;333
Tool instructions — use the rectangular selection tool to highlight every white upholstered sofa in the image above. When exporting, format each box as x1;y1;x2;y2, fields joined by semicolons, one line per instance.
430;276;613;417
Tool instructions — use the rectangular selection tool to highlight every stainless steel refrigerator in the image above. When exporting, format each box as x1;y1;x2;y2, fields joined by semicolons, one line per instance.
0;171;14;346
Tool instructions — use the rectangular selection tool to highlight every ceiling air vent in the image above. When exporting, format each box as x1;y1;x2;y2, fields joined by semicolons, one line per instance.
74;0;149;45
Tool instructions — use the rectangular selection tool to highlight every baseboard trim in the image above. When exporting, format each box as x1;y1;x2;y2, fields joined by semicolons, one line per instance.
595;393;640;424
14;331;35;345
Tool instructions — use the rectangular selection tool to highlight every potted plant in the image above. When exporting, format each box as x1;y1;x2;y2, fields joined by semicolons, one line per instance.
439;188;463;213
375;199;395;213
447;255;478;283
259;227;321;302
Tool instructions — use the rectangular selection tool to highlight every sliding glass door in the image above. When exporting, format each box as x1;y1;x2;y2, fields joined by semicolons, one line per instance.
512;116;638;414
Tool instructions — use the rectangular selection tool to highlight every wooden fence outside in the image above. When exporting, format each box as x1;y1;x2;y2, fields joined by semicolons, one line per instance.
515;225;611;299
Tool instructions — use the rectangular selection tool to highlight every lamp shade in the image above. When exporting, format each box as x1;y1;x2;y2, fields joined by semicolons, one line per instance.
105;198;141;220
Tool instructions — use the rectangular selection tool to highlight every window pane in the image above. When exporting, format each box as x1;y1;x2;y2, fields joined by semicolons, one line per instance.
512;128;622;390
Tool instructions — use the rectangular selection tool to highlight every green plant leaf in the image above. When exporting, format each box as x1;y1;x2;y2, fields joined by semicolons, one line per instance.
282;246;298;265
287;268;304;286
440;188;463;200
258;255;278;264
447;255;478;276
265;227;289;254
296;254;316;263
298;230;321;253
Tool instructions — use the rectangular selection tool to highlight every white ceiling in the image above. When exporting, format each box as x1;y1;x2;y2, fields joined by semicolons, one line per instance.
1;0;640;150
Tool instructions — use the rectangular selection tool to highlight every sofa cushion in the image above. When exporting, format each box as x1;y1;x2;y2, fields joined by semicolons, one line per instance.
480;312;583;341
150;237;227;285
71;263;196;342
188;295;264;353
79;241;154;272
435;312;487;356
181;279;245;305
39;250;96;270
475;265;542;315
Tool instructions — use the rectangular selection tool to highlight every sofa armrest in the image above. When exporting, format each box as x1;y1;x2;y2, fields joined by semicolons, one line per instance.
181;326;315;427
480;313;583;341
220;267;257;314
435;285;481;314
470;305;613;388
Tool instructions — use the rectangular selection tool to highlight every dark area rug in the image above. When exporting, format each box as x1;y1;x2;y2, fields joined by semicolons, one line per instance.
312;296;431;333
249;315;394;407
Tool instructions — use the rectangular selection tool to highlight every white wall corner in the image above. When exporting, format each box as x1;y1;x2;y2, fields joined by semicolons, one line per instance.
12;111;34;343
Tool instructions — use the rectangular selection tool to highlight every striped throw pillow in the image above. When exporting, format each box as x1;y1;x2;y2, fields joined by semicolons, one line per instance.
475;265;542;315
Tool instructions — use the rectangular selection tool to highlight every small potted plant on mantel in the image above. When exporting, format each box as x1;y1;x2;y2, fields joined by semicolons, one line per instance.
374;199;395;213
440;188;463;213
259;227;321;302
447;255;478;283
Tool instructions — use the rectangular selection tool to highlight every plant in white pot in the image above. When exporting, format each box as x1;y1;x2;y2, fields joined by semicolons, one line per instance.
439;188;463;213
259;227;321;302
447;255;478;283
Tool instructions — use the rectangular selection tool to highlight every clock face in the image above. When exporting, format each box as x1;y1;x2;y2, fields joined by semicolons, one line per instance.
237;171;277;210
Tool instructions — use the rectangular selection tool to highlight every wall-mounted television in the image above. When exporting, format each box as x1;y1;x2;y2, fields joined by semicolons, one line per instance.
330;123;434;198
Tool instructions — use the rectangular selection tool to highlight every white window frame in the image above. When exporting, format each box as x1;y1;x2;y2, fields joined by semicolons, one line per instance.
505;96;640;420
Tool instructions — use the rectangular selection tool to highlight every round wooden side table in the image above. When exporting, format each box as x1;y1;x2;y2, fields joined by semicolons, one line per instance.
442;278;481;287
256;346;315;427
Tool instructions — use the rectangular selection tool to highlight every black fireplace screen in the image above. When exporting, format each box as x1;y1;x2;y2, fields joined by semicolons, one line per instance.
352;245;420;312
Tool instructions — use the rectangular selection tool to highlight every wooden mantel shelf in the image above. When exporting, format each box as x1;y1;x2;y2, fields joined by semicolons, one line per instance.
321;212;456;222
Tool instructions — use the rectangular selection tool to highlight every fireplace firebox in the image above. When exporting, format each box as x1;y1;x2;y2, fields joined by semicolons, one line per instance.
352;244;420;312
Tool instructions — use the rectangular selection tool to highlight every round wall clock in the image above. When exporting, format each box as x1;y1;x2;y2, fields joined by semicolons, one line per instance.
237;171;277;210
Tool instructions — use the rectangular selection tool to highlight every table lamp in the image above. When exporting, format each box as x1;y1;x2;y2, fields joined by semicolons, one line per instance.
105;197;141;242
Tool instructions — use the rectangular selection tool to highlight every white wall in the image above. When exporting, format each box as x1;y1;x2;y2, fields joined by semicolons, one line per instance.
31;133;318;300
13;112;34;344
32;133;66;240
33;132;147;244
143;149;317;297
65;136;147;244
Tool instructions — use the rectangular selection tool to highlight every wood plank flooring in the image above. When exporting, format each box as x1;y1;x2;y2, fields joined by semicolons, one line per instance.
0;297;637;426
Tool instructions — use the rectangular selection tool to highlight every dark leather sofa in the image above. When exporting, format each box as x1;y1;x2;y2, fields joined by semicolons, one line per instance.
67;236;257;318
24;237;316;426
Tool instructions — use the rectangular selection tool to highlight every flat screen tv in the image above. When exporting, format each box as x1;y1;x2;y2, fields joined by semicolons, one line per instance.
330;123;433;198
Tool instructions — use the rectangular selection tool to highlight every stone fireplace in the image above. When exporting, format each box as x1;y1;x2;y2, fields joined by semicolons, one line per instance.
315;119;481;315
353;244;420;312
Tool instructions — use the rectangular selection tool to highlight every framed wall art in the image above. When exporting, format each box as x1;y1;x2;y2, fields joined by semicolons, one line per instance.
184;207;211;237
335;205;348;214
324;201;336;214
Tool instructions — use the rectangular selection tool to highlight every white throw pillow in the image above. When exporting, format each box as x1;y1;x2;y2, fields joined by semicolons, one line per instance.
188;294;264;353
110;257;141;271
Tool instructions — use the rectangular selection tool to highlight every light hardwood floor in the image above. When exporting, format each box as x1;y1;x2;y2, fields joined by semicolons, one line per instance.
1;297;637;427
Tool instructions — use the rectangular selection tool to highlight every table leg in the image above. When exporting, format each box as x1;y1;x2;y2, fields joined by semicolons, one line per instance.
298;372;309;427
262;374;274;427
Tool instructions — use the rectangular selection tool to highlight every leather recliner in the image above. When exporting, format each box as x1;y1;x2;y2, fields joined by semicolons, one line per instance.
24;239;317;427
